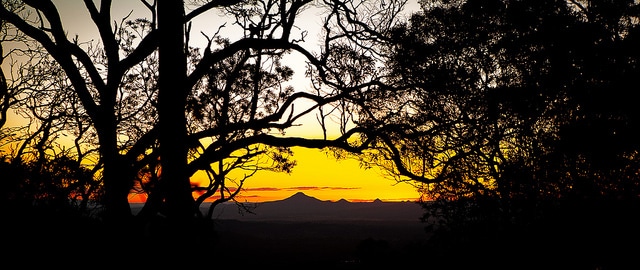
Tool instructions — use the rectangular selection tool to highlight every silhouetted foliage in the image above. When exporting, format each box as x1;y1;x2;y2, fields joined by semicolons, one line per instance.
364;0;640;267
0;0;411;241
0;154;97;216
6;0;640;266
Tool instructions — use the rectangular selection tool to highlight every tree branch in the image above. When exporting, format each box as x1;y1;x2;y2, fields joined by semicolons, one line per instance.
185;0;244;22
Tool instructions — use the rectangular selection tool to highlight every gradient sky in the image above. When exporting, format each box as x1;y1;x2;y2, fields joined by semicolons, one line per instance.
5;0;423;203
190;146;420;203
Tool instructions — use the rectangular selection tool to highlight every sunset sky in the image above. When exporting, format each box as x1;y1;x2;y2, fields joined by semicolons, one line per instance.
3;0;423;203
192;146;421;203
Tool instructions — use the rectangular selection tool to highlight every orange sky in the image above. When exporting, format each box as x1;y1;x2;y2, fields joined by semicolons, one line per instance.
227;104;421;202
5;0;423;204
192;146;420;203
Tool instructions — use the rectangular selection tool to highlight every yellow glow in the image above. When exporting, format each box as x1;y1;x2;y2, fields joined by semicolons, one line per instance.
2;0;423;204
192;146;420;203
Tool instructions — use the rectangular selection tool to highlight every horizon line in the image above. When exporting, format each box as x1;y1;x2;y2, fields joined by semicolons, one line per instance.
129;191;420;204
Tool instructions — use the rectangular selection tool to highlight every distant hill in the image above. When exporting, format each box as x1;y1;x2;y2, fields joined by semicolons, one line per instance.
206;192;425;222
207;193;430;266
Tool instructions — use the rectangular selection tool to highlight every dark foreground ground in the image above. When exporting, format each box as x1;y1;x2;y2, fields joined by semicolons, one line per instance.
210;219;430;268
203;216;640;269
3;210;429;268
4;204;640;269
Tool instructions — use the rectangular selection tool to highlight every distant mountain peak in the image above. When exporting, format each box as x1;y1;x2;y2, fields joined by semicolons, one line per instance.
282;192;322;203
373;198;383;203
292;191;306;195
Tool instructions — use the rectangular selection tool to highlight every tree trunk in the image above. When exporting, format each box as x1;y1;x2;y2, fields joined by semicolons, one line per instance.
0;40;8;128
158;0;195;225
98;102;134;224
101;149;134;222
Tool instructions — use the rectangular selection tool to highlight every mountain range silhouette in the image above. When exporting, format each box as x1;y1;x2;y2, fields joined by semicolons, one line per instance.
209;192;424;222
209;192;429;266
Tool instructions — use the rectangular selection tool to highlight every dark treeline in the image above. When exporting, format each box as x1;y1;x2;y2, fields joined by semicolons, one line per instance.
371;1;640;268
1;0;640;267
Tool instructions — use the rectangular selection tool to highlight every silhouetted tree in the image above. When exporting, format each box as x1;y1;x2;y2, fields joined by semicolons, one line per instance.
1;36;127;216
0;0;411;236
362;0;640;241
154;0;194;234
0;25;6;129
3;8;101;217
0;1;29;133
335;2;640;267
0;0;159;223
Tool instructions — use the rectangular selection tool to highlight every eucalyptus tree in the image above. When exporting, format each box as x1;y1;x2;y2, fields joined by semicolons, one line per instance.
174;0;409;220
0;35;7;130
359;0;640;231
0;41;101;215
0;0;410;229
0;1;29;133
0;1;163;223
0;13;10;130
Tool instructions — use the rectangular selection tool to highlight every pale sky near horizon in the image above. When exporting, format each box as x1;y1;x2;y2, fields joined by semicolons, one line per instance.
3;0;423;203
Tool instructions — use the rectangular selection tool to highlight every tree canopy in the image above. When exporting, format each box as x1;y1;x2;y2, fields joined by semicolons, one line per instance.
0;0;409;232
357;1;640;266
2;0;640;263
